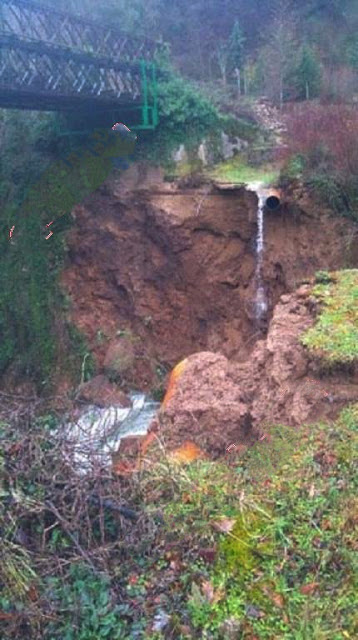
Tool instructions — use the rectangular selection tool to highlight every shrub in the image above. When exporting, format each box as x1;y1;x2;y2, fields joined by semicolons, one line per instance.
280;103;358;218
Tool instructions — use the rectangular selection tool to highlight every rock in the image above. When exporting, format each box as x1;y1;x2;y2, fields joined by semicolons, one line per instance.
172;144;188;165
112;428;159;475
158;352;257;459
77;374;130;407
220;132;245;159
296;284;312;298
219;617;242;639
198;140;209;166
103;337;136;379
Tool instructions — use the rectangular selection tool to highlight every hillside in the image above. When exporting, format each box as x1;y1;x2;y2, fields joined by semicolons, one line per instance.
0;0;358;638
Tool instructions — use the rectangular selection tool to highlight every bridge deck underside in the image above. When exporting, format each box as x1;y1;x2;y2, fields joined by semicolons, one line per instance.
0;0;157;116
0;39;143;111
0;87;141;111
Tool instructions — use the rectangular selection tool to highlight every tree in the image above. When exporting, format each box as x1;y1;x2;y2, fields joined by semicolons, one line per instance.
261;0;297;108
215;41;229;86
294;45;322;99
214;20;246;91
346;36;358;70
228;20;246;96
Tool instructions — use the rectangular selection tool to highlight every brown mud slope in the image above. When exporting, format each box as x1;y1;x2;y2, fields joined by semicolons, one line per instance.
61;165;358;391
120;284;358;465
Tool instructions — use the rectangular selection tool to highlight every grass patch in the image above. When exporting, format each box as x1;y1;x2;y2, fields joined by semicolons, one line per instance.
155;409;358;639
207;156;280;186
301;269;358;365
1;400;357;638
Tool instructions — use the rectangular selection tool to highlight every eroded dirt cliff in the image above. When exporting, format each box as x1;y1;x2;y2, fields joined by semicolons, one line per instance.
61;164;358;393
115;282;358;468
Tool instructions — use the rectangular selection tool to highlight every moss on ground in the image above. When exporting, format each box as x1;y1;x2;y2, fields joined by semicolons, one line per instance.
207;156;280;185
301;269;358;365
143;406;358;639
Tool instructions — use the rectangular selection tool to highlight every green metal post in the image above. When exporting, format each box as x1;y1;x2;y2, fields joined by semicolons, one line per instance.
152;62;158;127
140;59;149;128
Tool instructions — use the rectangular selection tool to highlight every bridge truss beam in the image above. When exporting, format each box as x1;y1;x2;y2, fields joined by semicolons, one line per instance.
0;0;159;127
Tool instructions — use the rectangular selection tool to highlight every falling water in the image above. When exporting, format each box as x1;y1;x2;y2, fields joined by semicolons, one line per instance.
62;392;160;474
248;182;268;322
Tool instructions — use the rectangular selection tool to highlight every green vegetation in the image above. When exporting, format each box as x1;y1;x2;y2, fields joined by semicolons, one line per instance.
1;266;357;637
1;399;357;638
193;408;358;639
44;565;130;640
279;106;358;221
1;1;358;635
50;0;358;104
139;72;260;173
0;111;102;390
209;157;279;186
301;270;358;365
293;45;322;101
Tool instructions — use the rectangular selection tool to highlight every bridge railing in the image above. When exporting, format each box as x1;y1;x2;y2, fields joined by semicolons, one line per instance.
0;0;159;125
0;0;157;62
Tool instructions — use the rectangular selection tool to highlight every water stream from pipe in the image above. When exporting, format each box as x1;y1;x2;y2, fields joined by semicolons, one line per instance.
248;182;268;323
63;392;160;473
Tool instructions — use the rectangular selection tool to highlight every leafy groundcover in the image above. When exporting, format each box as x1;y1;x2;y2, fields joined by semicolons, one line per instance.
0;397;357;639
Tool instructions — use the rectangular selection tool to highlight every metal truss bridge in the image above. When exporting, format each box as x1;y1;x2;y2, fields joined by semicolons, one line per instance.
0;0;159;129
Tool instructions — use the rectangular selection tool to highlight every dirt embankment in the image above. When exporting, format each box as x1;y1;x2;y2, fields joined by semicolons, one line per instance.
114;282;358;468
61;164;358;394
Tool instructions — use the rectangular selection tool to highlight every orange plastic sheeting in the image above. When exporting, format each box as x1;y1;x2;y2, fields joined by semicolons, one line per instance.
112;431;158;476
161;358;188;409
168;440;206;464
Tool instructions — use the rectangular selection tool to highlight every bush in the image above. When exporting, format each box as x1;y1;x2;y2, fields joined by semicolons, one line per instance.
280;103;358;219
0;109;98;390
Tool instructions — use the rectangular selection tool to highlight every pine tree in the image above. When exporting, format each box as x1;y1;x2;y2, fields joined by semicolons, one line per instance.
227;20;246;96
295;45;322;99
347;36;358;70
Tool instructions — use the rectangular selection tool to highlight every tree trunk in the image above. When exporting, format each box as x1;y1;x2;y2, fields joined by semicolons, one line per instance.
217;46;228;87
234;67;241;98
279;75;284;110
305;81;310;100
220;64;227;86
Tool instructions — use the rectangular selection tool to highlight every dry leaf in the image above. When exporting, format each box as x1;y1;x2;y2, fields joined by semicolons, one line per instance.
198;547;217;564
179;625;192;636
169;559;182;571
212;518;236;534
0;612;17;620
271;593;285;608
201;579;215;603
139;431;157;456
300;582;319;594
201;580;225;605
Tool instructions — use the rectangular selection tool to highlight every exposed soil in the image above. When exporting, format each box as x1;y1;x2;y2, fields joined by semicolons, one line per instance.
116;283;358;467
61;164;358;395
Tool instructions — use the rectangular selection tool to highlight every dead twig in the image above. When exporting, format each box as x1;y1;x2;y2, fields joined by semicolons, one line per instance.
44;500;98;574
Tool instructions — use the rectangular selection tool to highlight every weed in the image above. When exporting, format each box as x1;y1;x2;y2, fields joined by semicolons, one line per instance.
301;269;358;364
207;156;279;185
